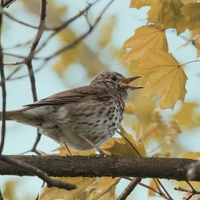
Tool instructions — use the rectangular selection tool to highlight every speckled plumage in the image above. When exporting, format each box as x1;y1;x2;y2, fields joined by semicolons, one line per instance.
0;71;142;151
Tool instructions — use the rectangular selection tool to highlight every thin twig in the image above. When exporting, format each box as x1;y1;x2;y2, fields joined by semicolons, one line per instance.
0;6;38;29
0;188;3;200
0;155;77;190
174;181;200;200
30;131;42;155
26;61;38;101
25;0;46;62
36;0;99;53
25;0;47;151
155;179;173;200
4;52;44;67
47;0;99;31
2;0;15;8
35;181;45;200
4;39;32;50
117;178;142;200
45;0;114;61
5;65;22;80
0;64;43;84
0;0;6;155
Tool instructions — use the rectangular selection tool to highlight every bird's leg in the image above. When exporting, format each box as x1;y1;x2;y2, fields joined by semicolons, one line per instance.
63;142;72;156
80;136;106;156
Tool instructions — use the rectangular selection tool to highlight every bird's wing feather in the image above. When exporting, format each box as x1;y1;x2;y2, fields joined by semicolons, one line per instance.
25;85;112;107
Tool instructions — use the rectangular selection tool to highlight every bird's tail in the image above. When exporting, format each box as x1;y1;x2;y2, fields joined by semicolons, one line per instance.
0;108;44;129
0;110;22;121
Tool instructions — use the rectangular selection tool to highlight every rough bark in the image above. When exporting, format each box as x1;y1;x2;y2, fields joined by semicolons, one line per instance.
0;155;199;181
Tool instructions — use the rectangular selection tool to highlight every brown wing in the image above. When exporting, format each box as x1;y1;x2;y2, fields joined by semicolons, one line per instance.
25;85;112;107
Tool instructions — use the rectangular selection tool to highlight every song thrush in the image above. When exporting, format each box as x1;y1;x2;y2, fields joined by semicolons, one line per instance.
0;71;143;151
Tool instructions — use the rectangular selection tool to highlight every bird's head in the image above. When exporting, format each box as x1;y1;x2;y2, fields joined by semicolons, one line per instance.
91;71;143;90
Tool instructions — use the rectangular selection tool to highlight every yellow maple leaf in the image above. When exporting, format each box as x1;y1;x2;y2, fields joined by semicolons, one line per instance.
148;179;158;197
181;152;200;159
147;0;186;34
40;177;96;200
182;3;200;31
181;0;199;4
139;50;188;109
122;26;168;64
40;176;119;200
173;102;200;129
98;16;116;49
21;0;67;26
102;126;146;157
125;102;136;114
129;0;152;9
90;177;120;200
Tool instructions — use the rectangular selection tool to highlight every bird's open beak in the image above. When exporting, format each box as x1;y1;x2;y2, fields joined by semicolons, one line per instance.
121;76;144;90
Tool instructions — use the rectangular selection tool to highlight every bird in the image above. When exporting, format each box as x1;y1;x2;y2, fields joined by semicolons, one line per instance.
0;71;143;152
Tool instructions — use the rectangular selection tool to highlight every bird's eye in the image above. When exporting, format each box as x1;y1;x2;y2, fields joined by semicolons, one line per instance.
111;76;117;81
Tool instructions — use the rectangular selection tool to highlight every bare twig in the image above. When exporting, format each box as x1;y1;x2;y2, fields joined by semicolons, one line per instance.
45;0;114;61
0;64;43;84
138;182;165;197
117;178;142;200
0;0;6;155
25;0;47;151
47;0;99;31
25;0;46;62
175;181;200;200
0;155;77;190
155;179;173;200
2;0;15;8
36;0;99;53
26;61;38;101
4;39;32;50
30;131;42;155
5;65;22;80
35;182;45;200
4;52;43;60
3;52;44;67
0;6;38;29
0;188;3;200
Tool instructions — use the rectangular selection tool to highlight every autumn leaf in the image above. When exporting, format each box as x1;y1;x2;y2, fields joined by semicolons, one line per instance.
181;0;199;4
173;102;200;129
129;0;152;9
139;50;188;109
148;179;157;197
53;29;108;77
125;102;136;114
182;3;200;31
102;126;146;157
181;152;200;159
39;177;96;200
122;26;168;64
98;16;116;49
147;0;186;34
40;177;119;200
21;0;67;26
89;177;120;200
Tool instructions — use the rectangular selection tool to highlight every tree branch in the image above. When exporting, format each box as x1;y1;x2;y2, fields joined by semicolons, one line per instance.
0;156;199;181
0;0;6;155
0;155;76;190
